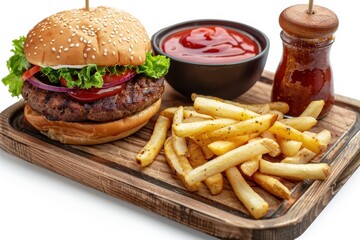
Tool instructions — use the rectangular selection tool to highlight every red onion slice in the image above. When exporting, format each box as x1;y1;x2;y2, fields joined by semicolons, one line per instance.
28;77;72;92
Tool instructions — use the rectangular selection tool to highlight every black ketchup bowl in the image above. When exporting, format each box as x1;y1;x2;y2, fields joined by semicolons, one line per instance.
151;19;270;99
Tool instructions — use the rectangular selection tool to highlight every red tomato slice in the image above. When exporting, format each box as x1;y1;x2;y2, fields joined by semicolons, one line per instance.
67;83;125;102
102;69;135;84
22;65;41;80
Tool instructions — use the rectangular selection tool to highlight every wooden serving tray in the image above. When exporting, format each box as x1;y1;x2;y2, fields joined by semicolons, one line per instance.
1;72;359;239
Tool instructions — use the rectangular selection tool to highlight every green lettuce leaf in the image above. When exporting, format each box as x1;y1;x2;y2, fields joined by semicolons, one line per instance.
132;52;170;79
1;36;30;97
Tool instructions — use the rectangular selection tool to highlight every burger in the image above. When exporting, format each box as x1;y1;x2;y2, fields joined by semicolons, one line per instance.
2;6;170;145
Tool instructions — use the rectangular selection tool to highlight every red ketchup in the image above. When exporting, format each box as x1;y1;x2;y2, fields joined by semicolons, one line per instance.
161;26;260;64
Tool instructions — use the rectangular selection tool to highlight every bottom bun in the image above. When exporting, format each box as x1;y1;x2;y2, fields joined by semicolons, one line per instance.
23;99;161;145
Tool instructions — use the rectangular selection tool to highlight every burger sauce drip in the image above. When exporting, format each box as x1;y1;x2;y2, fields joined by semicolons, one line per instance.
272;32;335;117
162;26;259;64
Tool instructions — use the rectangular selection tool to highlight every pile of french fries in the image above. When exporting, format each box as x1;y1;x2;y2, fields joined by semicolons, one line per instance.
136;93;332;219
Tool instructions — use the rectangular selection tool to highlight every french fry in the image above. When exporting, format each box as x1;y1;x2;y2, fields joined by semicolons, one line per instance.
270;110;284;120
172;106;188;157
207;134;258;156
173;118;237;138
191;93;289;114
240;157;260;177
136;115;171;167
277;138;303;157
259;159;331;180
279;116;317;132
193;97;259;121
198;113;278;142
268;121;325;154
300;100;325;119
161;106;213;120
252;172;291;200
226;167;269;219
188;139;224;195
200;144;215;159
281;129;332;164
306;129;332;146
185;138;280;185
281;148;317;164
163;137;201;191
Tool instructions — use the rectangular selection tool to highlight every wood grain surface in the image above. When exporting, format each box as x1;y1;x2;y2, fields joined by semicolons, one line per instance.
1;73;359;239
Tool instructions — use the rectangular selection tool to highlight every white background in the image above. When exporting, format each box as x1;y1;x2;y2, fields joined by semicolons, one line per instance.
0;0;359;239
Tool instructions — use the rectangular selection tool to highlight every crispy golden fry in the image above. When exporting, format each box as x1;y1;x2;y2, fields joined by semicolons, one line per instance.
281;129;332;164
163;137;201;191
198;113;278;142
207;134;258;156
279;116;318;132
252;172;291;200
185;138;280;185
136;115;171;167
188;140;224;195
173;118;237;138
161;106;213;120
267;102;290;114
268;121;325;154
281;148;316;164
256;103;271;114
277;139;303;157
259;159;331;180
240;157;260;177
305;129;332;145
270;110;284;120
200;144;215;159
300;100;325;119
193;97;259;121
172;106;188;157
182;116;211;123
191;93;289;114
226;167;269;219
261;130;277;141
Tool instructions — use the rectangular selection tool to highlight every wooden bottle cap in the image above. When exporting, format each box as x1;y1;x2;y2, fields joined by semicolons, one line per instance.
279;4;339;38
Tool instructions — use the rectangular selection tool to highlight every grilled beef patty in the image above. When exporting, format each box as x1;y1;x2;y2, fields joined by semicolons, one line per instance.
21;75;165;122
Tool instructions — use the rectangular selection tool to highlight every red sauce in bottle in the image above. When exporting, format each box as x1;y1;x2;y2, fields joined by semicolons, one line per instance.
272;31;335;117
271;4;339;118
161;26;260;64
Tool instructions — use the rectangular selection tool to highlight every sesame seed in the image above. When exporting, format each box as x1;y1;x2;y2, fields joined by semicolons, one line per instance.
52;47;56;52
56;55;60;59
75;43;80;47
83;53;88;58
70;43;75;47
91;55;96;59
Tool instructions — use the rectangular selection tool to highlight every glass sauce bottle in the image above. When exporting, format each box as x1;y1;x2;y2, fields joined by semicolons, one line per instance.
271;4;339;118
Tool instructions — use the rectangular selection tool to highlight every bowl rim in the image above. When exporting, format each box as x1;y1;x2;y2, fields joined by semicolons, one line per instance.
151;19;270;66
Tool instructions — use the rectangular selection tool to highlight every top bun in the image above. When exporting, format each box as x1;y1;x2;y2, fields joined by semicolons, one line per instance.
24;6;151;67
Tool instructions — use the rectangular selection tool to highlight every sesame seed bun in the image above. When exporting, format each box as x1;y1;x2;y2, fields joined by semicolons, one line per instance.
23;99;161;145
24;6;151;67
